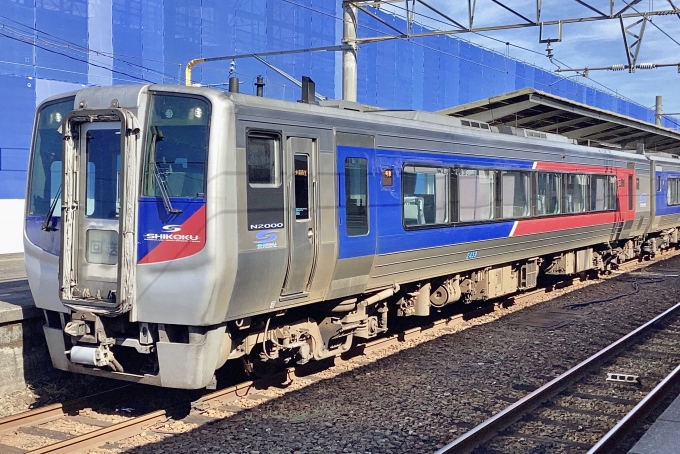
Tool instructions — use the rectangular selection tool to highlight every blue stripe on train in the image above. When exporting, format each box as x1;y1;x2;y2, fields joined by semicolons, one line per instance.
337;146;533;259
655;170;680;216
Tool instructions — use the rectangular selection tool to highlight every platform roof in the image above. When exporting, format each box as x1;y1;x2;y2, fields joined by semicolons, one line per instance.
438;88;680;155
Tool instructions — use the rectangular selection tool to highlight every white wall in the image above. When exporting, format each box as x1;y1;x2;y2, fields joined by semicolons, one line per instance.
0;199;25;254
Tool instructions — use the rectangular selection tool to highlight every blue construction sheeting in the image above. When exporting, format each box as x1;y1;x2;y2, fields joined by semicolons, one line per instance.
0;0;678;200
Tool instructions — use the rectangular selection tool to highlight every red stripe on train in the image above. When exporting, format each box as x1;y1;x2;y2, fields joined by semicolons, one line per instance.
534;162;617;174
512;211;626;237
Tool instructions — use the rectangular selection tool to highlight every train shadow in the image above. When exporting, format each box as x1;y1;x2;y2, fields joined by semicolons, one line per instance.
112;257;680;453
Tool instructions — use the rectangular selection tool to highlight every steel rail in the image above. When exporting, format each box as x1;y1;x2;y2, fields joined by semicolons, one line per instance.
434;300;680;454
27;409;168;454
587;362;680;453
0;403;75;435
0;384;134;435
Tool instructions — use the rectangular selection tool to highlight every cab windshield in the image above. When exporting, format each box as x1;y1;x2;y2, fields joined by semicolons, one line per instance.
142;94;211;199
28;98;74;218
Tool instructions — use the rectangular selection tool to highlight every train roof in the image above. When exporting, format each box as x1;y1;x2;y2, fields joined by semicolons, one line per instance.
37;84;660;164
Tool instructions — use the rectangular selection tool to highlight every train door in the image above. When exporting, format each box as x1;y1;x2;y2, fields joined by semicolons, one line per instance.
281;137;318;297
63;122;121;305
59;110;139;311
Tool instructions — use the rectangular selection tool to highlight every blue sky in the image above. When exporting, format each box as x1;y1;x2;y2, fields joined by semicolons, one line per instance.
382;0;680;119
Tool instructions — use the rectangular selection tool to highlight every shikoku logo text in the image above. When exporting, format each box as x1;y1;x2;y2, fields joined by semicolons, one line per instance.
145;224;200;243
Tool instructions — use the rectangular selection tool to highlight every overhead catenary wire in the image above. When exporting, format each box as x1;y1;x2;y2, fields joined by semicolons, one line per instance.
1;0;676;127
0;15;180;83
280;0;673;118
0;29;155;84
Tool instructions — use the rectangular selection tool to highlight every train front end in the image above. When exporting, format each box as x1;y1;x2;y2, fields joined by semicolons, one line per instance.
24;85;236;388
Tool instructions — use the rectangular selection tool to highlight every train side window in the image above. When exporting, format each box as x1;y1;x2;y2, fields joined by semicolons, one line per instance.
563;174;588;214
402;165;449;227
345;158;368;236
247;135;280;187
590;175;616;211
657;176;661;192
667;178;680;206
458;169;495;222
608;176;617;209
536;173;561;215
501;171;530;218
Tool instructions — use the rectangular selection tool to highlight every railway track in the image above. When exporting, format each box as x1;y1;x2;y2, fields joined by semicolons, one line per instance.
435;300;680;454
0;298;542;453
0;255;673;453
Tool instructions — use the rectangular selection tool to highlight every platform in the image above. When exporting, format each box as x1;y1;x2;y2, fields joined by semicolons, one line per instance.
0;253;50;395
0;253;40;323
629;394;680;454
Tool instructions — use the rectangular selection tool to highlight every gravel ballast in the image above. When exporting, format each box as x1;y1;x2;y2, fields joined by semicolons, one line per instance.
5;253;680;453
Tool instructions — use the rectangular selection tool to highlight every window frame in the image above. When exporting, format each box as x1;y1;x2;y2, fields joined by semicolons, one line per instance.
401;164;451;229
142;91;212;199
500;170;532;220
455;167;497;224
667;177;680;206
246;130;282;188
344;157;369;237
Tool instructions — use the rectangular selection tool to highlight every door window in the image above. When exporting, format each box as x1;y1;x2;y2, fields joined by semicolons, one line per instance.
294;154;310;220
345;158;368;236
85;129;121;219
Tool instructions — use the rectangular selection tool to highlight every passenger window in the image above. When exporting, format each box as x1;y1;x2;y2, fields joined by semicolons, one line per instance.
536;173;561;215
457;169;495;222
345;158;368;236
667;178;680;206
501;171;530;218
247;135;280;187
294;154;309;220
402;166;449;227
563;174;588;214
608;176;617;210
590;175;616;211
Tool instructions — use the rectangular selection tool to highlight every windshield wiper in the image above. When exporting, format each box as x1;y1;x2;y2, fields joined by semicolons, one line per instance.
153;161;182;215
149;130;182;215
41;184;62;231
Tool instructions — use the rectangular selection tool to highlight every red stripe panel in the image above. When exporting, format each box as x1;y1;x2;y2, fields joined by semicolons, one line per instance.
534;162;615;174
512;211;620;237
138;205;206;264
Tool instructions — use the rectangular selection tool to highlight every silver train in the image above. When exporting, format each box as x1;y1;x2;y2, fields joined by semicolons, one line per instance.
24;82;680;389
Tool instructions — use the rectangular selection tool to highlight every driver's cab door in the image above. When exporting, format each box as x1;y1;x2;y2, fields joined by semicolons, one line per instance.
60;110;139;312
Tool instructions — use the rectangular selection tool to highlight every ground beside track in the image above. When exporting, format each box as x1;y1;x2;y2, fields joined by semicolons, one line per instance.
0;250;680;453
58;250;680;454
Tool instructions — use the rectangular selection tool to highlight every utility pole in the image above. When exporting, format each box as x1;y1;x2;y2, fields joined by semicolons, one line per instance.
342;1;358;102
656;96;663;126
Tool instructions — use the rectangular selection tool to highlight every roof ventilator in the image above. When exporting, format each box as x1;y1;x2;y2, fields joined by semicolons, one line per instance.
461;119;490;130
525;130;548;140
